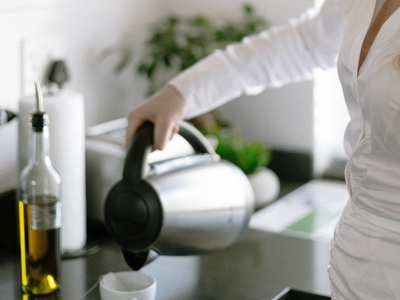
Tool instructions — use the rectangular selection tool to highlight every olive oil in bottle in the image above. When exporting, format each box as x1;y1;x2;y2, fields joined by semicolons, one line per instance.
19;82;61;295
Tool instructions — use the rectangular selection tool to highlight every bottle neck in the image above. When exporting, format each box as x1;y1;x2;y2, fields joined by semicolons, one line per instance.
29;126;51;165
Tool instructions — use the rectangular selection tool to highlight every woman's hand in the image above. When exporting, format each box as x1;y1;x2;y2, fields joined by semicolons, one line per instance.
126;85;188;150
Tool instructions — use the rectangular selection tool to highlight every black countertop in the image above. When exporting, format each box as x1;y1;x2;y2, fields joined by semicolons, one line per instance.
0;181;333;300
0;226;331;300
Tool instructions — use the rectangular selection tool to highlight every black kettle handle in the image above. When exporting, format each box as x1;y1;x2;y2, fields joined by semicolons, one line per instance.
122;121;218;186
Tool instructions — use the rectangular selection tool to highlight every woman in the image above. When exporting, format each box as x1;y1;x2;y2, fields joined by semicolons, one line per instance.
126;0;400;298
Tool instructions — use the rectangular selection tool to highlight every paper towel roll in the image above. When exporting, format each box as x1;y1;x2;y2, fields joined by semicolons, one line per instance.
19;90;87;252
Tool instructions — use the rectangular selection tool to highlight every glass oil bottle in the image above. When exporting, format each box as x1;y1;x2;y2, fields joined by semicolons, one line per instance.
18;82;62;295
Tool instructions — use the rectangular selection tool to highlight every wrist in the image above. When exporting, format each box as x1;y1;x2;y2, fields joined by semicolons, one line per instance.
163;84;188;117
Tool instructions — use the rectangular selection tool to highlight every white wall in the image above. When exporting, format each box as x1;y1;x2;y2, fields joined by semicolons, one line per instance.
0;0;315;192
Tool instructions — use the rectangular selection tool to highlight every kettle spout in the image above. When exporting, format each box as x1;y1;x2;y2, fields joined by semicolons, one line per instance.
122;248;160;271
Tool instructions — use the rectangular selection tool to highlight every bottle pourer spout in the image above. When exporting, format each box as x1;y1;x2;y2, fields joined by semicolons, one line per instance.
32;81;47;132
35;81;44;112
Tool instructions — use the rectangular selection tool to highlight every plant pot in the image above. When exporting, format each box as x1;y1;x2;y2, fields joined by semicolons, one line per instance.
247;167;280;209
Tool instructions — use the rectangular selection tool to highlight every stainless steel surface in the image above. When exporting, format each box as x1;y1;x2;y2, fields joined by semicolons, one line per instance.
148;160;254;254
0;228;331;299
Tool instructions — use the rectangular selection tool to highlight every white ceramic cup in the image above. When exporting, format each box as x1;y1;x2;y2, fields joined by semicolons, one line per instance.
100;271;157;300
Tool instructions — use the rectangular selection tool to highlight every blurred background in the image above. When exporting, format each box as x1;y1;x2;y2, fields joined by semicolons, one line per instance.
0;0;348;194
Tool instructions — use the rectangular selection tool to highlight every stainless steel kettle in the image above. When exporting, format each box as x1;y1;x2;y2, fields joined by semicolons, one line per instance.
105;121;254;270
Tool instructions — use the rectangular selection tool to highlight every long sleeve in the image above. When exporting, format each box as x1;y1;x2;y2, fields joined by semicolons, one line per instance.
169;0;347;119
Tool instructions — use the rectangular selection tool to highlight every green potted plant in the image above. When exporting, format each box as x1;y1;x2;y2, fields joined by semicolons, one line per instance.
206;128;280;208
207;128;271;175
103;3;269;95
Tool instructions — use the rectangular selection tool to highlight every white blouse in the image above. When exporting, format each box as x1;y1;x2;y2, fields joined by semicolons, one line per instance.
339;0;400;232
170;0;400;229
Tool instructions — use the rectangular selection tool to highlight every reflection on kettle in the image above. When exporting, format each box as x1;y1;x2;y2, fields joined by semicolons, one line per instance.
104;121;255;270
